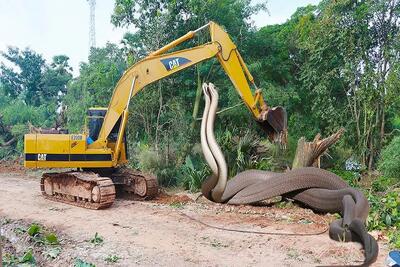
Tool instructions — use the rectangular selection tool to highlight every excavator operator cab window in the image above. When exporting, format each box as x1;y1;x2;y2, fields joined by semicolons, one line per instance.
86;108;124;143
86;108;107;142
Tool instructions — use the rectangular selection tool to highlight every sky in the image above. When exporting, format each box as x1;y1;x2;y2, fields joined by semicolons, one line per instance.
0;0;320;76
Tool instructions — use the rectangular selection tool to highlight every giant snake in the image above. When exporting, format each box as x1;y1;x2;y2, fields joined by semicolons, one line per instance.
200;83;378;266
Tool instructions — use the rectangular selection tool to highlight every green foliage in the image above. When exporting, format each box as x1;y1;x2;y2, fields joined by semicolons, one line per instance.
328;144;354;169
0;48;71;107
365;174;399;248
132;145;175;186
89;232;104;245
135;146;161;171
389;231;400;249
217;129;280;176
0;50;72;156
2;249;36;267
178;156;209;192
104;255;121;263
45;233;59;245
74;258;96;267
371;175;396;192
65;43;126;132
27;224;41;236
329;169;360;187
1;47;45;105
14;226;26;235
378;136;400;180
19;249;36;265
2;253;19;266
22;223;61;251
112;0;267;41
367;190;400;231
169;202;185;209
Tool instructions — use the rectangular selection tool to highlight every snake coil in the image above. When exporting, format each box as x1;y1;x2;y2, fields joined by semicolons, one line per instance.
200;83;378;266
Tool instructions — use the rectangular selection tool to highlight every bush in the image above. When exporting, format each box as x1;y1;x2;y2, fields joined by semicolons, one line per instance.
216;129;280;176
0;98;56;155
378;136;400;179
329;168;360;187
367;190;400;232
132;144;180;187
371;175;396;192
178;156;209;192
365;174;399;248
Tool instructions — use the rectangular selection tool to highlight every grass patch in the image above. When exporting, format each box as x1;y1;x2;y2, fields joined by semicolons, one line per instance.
105;254;121;264
89;232;104;246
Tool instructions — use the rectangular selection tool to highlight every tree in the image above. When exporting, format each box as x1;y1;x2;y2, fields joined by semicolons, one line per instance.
301;0;400;168
0;47;45;106
0;48;72;155
65;43;126;132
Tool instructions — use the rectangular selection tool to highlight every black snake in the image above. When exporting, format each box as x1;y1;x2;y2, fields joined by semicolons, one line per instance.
200;83;378;266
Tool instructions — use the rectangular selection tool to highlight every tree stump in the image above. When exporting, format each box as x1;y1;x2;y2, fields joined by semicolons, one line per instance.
292;128;345;169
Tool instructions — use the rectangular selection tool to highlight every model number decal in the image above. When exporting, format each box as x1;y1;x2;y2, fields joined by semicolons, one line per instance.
160;57;191;71
71;135;83;141
38;153;47;161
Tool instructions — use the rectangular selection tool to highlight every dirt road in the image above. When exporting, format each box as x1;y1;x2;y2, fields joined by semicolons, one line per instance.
0;171;389;266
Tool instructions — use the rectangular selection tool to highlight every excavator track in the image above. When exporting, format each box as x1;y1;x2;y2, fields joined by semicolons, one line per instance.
41;172;116;209
110;167;158;200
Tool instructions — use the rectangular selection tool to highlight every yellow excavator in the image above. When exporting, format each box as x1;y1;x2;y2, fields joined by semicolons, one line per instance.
24;22;287;209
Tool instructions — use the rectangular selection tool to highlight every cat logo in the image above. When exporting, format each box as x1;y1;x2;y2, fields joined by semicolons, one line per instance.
38;153;47;161
160;57;191;71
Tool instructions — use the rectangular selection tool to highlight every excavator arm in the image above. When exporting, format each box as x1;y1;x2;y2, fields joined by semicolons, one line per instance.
91;22;287;161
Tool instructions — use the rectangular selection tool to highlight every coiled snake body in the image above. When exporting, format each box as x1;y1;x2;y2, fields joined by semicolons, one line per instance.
200;83;378;266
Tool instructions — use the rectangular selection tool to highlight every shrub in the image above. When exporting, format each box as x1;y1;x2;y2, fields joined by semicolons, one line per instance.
329;168;360;187
216;129;278;176
367;190;400;232
371;175;396;192
178;156;209;192
378;136;400;179
133;144;180;187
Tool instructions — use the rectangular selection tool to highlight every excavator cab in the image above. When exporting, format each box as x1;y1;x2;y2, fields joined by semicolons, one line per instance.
86;108;107;143
86;107;129;163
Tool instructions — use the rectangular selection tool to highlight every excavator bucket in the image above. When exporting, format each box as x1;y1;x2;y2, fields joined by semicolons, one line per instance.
257;106;288;146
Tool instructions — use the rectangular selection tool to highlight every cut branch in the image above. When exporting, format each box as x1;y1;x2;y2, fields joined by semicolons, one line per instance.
1;137;16;147
292;128;345;169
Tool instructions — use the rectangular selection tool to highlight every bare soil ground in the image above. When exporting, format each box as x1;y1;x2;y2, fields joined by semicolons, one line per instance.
0;166;389;266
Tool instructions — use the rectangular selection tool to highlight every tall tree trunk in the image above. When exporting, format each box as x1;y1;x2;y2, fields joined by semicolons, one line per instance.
380;106;385;141
0;137;16;147
155;81;163;153
368;136;374;171
191;66;202;129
